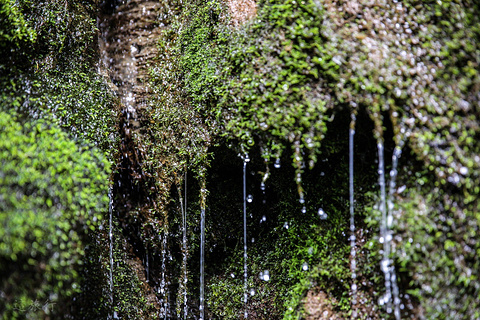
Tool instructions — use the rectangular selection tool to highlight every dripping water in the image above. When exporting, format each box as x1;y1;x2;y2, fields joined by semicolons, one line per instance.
108;188;114;306
349;116;357;318
199;179;206;320
183;170;188;319
378;138;404;319
243;154;250;318
145;248;149;283
177;170;188;319
388;141;404;320
377;141;393;315
159;232;168;319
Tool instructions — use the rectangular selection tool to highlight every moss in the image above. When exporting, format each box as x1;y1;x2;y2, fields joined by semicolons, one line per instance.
0;0;118;161
151;0;480;318
0;0;37;49
0;0;121;318
0;110;110;319
77;221;158;320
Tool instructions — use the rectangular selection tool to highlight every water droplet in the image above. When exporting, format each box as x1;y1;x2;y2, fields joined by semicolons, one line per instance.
318;208;327;220
260;270;270;281
301;206;307;214
250;288;255;296
247;194;253;203
283;222;289;229
260;215;266;223
274;158;281;168
299;195;305;204
302;262;309;271
244;154;250;163
260;182;265;191
230;273;235;278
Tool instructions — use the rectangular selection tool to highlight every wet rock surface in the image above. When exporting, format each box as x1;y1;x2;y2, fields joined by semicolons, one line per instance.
98;0;168;316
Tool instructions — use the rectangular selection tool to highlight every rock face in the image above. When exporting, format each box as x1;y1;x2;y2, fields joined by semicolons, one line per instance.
226;0;256;25
98;0;170;317
2;0;479;319
99;0;163;110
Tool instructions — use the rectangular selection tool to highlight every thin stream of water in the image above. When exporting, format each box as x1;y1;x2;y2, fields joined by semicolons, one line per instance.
109;189;114;304
183;170;188;319
378;141;393;314
200;178;206;320
243;156;249;318
176;171;188;319
159;232;168;319
388;142;404;320
349;119;357;318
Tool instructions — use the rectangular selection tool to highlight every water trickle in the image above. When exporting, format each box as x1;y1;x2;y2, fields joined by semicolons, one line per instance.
108;188;114;308
243;158;249;318
145;248;149;282
177;170;188;319
388;142;404;320
159;233;169;319
183;171;188;319
200;181;206;320
349;117;357;318
377;141;399;318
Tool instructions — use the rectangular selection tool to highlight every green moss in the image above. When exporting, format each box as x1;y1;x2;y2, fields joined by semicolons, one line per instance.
0;0;37;48
78;221;157;320
151;0;480;318
1;0;118;161
0;110;110;319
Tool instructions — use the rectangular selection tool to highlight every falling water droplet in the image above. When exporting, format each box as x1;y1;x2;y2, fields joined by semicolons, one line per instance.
108;188;114;307
259;270;270;281
318;208;327;220
244;153;250;163
283;222;289;229
274;158;281;168
302;262;309;271
260;181;265;191
250;288;255;296
243;159;248;319
301;206;307;214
